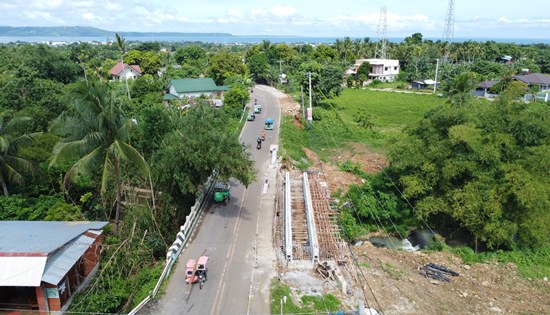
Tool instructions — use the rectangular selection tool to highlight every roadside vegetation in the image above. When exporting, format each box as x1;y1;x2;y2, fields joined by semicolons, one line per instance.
270;279;341;314
0;31;549;313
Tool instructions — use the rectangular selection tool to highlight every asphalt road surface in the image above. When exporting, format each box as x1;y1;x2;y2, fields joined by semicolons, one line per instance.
150;85;280;315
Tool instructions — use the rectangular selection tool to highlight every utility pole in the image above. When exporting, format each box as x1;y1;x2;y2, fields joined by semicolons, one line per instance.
278;60;283;73
433;59;440;93
308;72;313;122
301;85;306;120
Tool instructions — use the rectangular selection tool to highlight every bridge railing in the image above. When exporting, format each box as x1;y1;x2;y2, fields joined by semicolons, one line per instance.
128;176;216;315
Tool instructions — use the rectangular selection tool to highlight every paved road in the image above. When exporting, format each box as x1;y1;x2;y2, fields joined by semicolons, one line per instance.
151;85;280;315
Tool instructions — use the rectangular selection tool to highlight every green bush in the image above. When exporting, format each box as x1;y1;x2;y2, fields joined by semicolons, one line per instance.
270;279;342;314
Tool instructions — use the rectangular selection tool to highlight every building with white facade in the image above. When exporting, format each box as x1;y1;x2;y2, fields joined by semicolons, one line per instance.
109;62;142;81
348;58;400;82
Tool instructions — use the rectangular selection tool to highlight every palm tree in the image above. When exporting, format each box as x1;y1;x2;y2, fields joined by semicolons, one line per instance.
0;114;40;196
334;39;343;60
260;39;272;53
352;38;364;59
342;37;352;61
444;72;478;107
50;80;149;233
115;33;131;100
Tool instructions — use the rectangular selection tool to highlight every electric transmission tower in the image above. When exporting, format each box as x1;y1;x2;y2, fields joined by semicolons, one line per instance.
442;0;455;62
375;6;387;60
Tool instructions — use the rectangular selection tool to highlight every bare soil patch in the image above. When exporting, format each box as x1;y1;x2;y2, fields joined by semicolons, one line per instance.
345;242;550;314
301;143;387;195
274;87;550;315
279;95;301;116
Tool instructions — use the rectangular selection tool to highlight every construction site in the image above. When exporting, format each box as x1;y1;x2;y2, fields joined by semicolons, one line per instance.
273;71;550;314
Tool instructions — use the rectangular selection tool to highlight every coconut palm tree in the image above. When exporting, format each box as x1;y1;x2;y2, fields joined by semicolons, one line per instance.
444;71;478;107
115;33;131;100
0;114;40;196
50;80;149;233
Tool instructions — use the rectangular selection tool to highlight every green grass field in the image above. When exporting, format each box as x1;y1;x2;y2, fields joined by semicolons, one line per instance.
280;88;443;163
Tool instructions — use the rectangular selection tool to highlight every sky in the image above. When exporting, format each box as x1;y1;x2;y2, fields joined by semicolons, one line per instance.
1;0;549;39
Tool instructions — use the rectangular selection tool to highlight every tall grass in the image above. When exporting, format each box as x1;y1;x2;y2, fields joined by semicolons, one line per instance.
430;241;550;280
280;88;442;162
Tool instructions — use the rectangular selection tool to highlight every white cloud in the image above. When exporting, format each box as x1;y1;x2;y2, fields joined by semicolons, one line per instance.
82;12;101;22
0;0;549;38
270;5;296;18
69;0;94;9
24;10;64;24
227;8;243;19
105;2;122;11
30;0;64;10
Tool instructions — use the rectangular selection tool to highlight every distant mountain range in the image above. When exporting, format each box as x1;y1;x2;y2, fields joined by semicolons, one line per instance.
0;26;233;37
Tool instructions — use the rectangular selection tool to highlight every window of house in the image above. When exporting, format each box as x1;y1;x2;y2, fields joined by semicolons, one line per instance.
394;66;398;70
384;67;388;71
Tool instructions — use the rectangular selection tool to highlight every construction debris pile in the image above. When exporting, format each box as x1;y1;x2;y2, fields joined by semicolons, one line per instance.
419;263;460;282
315;262;336;280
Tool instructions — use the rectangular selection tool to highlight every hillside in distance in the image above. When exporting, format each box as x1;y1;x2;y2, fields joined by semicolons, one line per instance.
0;26;233;37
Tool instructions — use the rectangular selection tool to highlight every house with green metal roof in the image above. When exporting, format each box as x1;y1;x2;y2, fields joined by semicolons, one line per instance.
164;78;229;101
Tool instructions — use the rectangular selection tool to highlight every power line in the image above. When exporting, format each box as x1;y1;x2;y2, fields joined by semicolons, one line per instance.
302;103;384;314
311;93;453;313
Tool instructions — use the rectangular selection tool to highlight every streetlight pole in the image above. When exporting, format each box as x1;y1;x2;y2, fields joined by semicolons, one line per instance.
433;58;440;94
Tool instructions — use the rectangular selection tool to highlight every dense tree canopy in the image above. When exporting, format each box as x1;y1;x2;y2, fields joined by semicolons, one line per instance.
207;50;248;85
383;98;550;249
50;81;149;233
0;35;548;312
152;105;256;201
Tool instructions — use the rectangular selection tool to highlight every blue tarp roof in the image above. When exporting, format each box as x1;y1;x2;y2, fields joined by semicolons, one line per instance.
42;233;97;285
0;221;108;254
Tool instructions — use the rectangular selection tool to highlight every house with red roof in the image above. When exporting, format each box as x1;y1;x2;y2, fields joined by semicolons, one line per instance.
109;62;142;81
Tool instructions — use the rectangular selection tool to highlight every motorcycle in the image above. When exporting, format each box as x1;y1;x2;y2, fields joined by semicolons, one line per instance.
256;138;262;150
199;274;204;290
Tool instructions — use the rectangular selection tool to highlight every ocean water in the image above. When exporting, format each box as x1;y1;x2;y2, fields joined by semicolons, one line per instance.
0;35;548;45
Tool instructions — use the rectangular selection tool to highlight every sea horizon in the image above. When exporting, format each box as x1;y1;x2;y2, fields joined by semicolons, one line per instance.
0;35;548;45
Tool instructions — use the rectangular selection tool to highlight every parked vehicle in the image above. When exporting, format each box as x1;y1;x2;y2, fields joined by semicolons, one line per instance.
254;104;262;114
185;256;209;289
264;118;274;130
213;181;230;205
185;259;197;284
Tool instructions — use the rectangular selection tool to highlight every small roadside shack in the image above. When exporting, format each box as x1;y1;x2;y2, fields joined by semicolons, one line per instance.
0;221;108;313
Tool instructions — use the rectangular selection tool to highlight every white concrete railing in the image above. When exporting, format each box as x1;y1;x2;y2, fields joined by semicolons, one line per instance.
302;172;319;262
128;177;216;315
